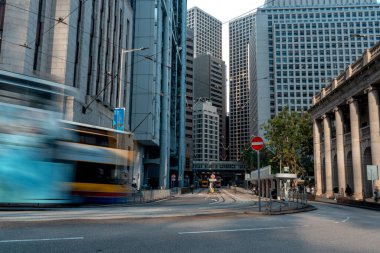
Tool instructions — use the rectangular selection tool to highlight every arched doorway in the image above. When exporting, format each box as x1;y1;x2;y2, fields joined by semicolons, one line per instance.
362;147;372;197
346;151;354;192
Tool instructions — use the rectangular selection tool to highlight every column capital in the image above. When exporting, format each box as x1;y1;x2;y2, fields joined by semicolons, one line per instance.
332;107;341;113
364;86;379;94
320;113;332;120
346;97;359;105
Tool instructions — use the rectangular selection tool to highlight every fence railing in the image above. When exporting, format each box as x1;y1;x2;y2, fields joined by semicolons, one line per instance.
128;189;171;204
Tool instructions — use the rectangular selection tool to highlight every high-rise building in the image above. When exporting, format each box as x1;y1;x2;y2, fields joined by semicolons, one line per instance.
0;0;187;190
185;29;195;174
193;99;219;162
187;7;222;59
250;0;380;137
131;0;187;189
193;53;227;160
229;13;255;161
0;0;135;128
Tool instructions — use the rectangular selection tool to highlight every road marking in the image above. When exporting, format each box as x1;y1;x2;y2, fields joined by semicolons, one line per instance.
178;225;309;235
334;216;350;224
0;237;84;243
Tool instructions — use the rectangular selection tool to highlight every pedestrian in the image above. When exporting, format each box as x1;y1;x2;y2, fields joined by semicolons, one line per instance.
190;184;194;194
345;184;352;197
374;187;379;203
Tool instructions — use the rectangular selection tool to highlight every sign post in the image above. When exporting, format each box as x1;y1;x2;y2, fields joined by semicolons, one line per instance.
171;174;176;189
251;136;265;212
367;165;379;196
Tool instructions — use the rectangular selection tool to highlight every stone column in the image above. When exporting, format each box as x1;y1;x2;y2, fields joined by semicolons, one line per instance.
313;119;323;196
322;114;333;197
64;96;74;121
347;98;363;199
366;87;380;190
334;107;346;195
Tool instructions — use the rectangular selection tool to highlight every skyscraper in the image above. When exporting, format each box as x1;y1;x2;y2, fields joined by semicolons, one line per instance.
131;0;187;189
250;0;380;136
193;99;219;162
185;29;195;174
0;0;135;128
188;7;226;160
193;53;227;160
187;7;222;59
229;13;255;161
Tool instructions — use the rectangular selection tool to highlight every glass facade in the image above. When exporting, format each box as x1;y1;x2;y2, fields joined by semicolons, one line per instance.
250;1;380;136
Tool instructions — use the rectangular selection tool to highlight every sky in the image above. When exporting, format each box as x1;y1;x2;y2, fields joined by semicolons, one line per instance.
187;0;265;112
187;0;265;66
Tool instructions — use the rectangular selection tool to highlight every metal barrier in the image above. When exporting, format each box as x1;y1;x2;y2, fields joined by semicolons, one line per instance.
266;191;308;214
128;189;171;204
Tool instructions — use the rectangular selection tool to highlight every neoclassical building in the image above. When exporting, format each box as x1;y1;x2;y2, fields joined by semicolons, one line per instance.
310;42;380;199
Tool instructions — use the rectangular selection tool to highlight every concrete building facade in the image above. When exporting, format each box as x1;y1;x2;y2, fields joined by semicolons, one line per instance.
193;53;227;160
0;0;134;128
185;28;194;174
193;99;219;162
250;0;380;137
0;0;187;190
229;13;255;161
187;7;222;59
131;0;187;189
310;42;380;200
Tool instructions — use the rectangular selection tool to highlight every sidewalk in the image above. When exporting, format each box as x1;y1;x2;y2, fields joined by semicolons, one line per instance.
226;187;315;215
314;196;380;211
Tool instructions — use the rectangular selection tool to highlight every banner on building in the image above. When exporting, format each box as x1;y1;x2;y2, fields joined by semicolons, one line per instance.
113;107;125;131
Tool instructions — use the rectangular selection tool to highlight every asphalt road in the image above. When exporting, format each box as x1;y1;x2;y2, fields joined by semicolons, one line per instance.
1;190;379;253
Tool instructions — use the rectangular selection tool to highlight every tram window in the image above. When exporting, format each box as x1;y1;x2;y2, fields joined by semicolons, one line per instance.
75;162;117;184
77;132;116;148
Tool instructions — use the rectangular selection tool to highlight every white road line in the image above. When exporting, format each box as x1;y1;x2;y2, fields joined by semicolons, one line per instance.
178;225;309;235
0;237;84;243
334;216;351;224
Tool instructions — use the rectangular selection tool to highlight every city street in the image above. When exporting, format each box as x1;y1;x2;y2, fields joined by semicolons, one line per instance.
1;190;379;253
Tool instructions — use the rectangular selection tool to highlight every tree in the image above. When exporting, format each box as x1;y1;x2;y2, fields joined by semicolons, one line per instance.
262;108;313;176
241;144;272;172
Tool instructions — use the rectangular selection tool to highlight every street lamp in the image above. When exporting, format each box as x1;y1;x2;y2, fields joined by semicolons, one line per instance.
116;47;148;130
118;47;148;108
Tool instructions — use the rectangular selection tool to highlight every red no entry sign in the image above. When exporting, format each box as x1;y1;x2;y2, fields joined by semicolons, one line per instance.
251;136;264;151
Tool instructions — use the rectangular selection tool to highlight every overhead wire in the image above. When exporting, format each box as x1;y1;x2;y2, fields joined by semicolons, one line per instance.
2;1;275;106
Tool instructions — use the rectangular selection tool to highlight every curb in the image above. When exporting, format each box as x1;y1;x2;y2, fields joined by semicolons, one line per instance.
313;199;380;211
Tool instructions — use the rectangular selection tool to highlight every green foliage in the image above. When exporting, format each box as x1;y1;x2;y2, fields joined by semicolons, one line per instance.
262;108;313;176
240;144;273;172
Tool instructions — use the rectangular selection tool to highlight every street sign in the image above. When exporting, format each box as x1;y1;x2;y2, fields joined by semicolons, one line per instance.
251;136;264;151
367;165;379;180
250;136;264;212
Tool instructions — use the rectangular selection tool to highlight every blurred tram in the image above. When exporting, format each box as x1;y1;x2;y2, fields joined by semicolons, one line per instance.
0;70;75;204
56;121;134;204
0;70;133;205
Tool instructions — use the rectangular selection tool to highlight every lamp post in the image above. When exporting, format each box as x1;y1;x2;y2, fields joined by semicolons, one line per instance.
118;47;148;107
116;47;148;130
